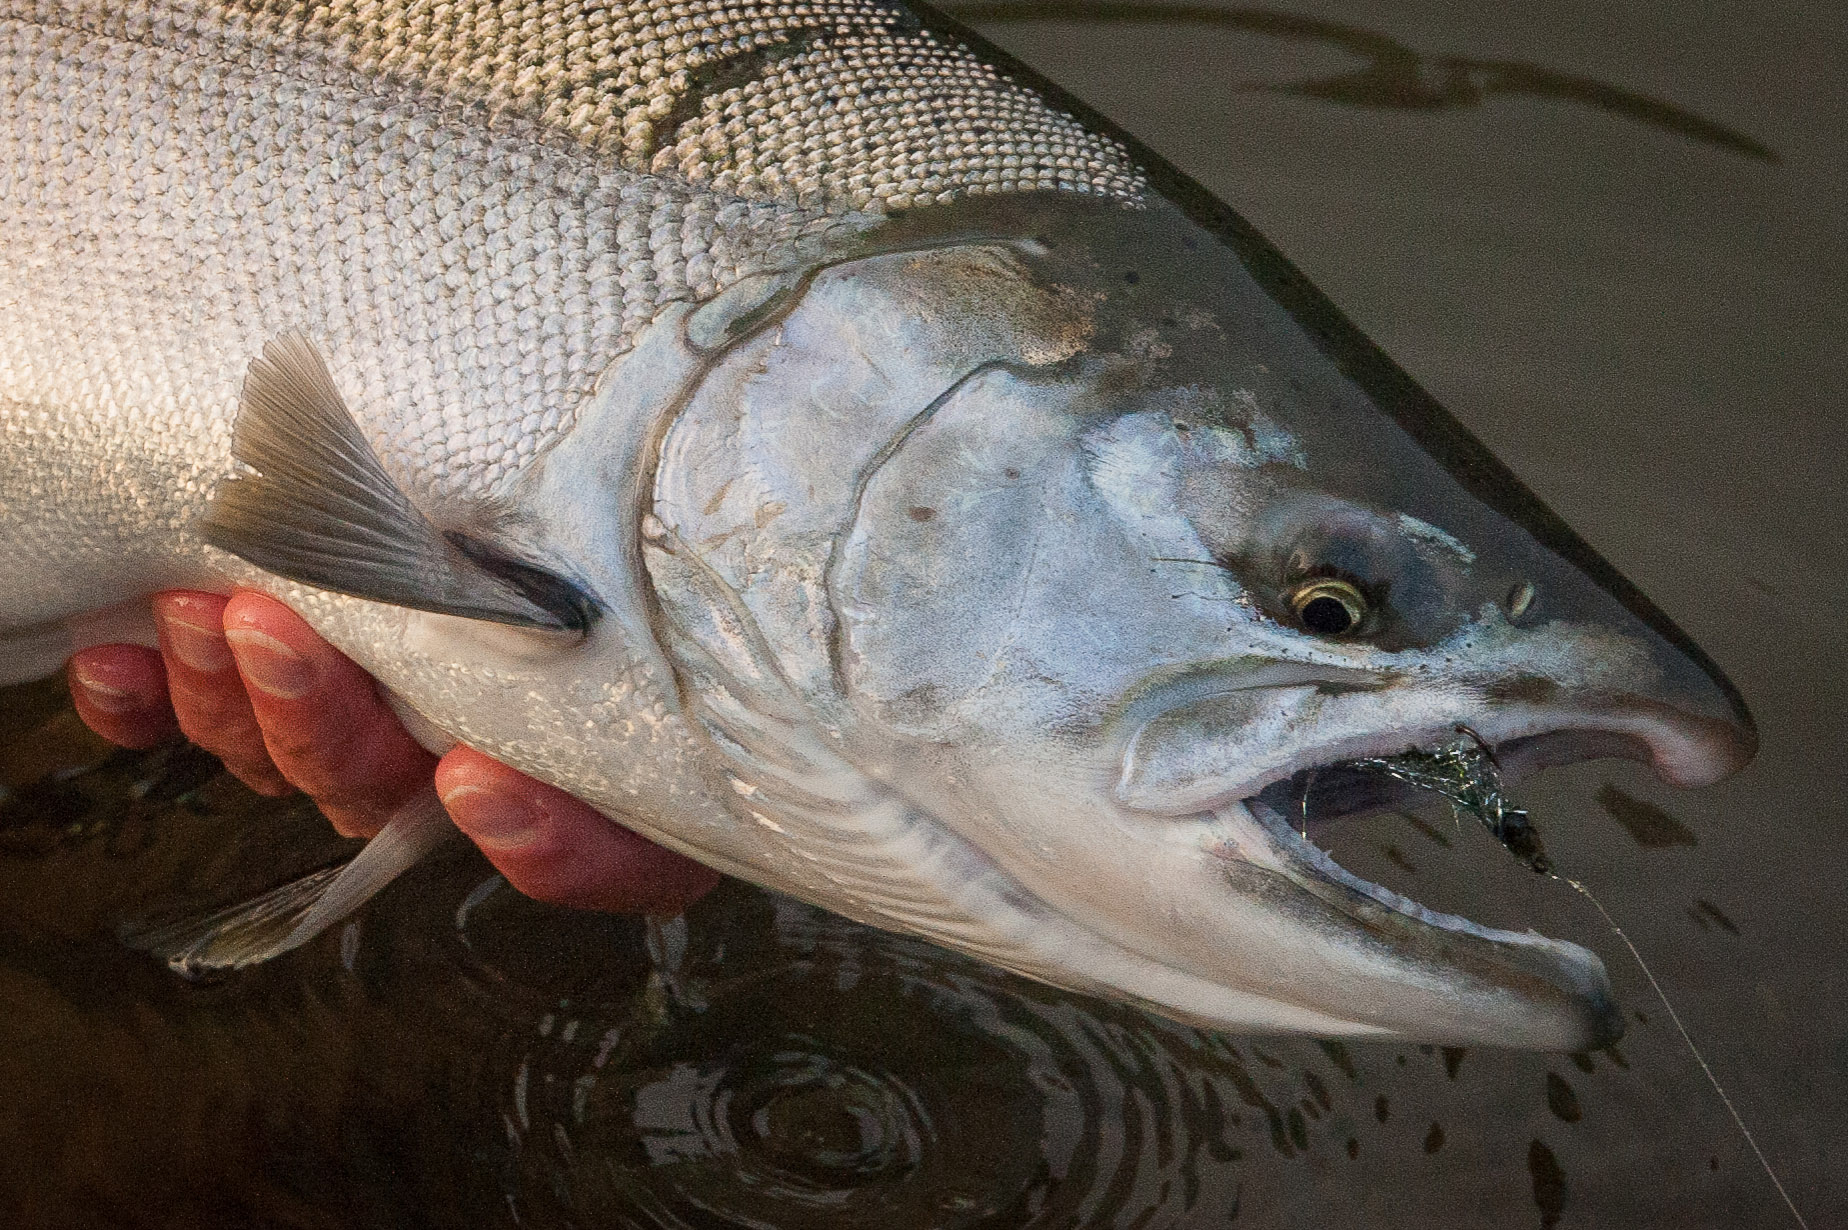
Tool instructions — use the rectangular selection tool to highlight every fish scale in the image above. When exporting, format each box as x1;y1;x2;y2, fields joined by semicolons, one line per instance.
206;0;1144;207
0;0;1132;631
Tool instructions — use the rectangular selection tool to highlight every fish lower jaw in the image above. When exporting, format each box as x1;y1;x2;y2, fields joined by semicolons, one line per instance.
1126;696;1719;822
1212;797;1557;951
1204;793;1624;1050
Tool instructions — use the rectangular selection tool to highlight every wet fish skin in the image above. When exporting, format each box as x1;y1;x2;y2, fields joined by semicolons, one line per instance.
0;0;1142;636
0;2;1755;1046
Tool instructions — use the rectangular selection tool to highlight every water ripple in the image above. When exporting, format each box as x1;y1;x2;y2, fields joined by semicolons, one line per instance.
472;886;1255;1228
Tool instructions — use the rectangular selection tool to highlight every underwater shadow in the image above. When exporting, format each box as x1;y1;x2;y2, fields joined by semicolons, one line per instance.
943;1;1779;163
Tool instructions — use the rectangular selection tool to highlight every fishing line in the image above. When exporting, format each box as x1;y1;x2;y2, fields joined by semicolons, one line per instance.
1559;874;1810;1230
1361;735;1807;1226
1299;766;1319;839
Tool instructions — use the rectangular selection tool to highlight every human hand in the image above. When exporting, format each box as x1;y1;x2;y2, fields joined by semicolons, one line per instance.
67;590;718;915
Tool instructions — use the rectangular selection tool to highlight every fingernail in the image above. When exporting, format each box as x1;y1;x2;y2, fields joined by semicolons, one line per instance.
161;614;234;673
224;627;314;699
441;784;541;850
69;665;146;714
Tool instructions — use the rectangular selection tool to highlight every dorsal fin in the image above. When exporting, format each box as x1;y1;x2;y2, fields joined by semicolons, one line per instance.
202;332;597;633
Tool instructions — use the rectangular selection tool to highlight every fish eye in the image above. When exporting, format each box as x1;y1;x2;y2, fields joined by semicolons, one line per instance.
1289;578;1368;636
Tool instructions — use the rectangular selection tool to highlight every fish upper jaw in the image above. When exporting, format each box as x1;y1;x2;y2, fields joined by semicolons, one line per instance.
1116;604;1758;819
1116;685;1753;820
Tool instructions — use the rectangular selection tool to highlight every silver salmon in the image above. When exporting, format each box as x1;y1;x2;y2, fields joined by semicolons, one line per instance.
0;0;1754;1048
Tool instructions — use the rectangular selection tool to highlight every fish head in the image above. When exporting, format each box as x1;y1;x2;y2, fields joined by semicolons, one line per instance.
638;195;1754;1049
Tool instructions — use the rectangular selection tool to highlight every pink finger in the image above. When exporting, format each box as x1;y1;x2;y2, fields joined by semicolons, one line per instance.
435;746;720;915
152;592;291;795
222;592;435;837
67;644;179;749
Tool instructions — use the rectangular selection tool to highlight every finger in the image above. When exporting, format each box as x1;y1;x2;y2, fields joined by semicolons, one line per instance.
222;592;436;838
67;644;179;749
151;592;291;796
436;746;720;915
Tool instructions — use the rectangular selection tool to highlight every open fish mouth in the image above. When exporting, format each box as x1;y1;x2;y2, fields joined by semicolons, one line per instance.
1096;690;1756;1047
1242;724;1674;873
1231;728;1579;951
1204;717;1691;948
1252;729;1552;871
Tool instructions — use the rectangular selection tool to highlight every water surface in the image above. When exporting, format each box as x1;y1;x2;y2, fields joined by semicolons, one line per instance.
2;2;1841;1226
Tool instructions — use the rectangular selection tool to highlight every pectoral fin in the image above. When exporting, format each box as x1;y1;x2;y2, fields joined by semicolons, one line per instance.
122;789;455;977
203;332;599;633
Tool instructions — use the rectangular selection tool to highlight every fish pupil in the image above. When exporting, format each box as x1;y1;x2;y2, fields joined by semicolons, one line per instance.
1299;594;1355;635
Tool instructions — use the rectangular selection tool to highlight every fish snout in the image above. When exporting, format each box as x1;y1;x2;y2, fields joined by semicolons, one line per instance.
1485;706;1747;797
1632;696;1756;789
1480;663;1755;791
1655;637;1758;786
1476;508;1758;790
1572;622;1757;790
1473;559;1757;791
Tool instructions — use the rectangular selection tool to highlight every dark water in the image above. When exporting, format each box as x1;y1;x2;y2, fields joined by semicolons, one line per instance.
4;3;1842;1226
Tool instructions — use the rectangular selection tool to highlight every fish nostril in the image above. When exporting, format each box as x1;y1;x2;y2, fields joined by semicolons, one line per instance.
1507;581;1537;621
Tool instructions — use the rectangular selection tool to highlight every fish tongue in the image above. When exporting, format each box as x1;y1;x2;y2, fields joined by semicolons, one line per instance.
1350;739;1553;876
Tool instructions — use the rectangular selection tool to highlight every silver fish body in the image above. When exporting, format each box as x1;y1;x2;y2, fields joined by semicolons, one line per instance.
0;1;1753;1047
